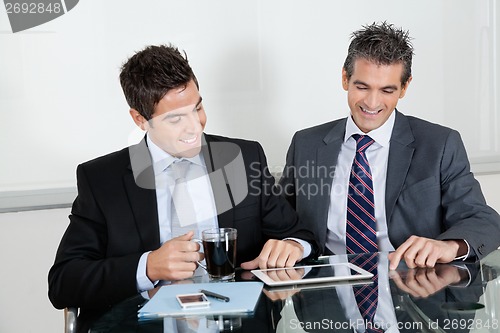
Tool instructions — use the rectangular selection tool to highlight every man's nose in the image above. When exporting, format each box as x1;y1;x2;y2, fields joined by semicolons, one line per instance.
186;112;202;132
364;91;381;110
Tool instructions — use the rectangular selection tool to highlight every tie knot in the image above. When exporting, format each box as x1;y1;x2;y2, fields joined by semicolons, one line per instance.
171;160;191;181
352;134;374;153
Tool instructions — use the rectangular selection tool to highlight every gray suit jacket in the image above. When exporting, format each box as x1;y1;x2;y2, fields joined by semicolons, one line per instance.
279;111;500;258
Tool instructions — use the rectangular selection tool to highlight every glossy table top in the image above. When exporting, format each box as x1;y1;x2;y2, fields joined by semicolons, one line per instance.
79;251;500;333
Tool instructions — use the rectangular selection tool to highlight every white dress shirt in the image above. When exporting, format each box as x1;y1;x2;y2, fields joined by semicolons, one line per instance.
136;135;219;291
326;111;396;255
148;136;218;243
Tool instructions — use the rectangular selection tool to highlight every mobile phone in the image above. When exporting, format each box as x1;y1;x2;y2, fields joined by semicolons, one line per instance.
176;293;211;309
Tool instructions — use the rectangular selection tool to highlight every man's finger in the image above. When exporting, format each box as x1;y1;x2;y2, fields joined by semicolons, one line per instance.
388;252;402;270
389;237;417;270
240;259;259;270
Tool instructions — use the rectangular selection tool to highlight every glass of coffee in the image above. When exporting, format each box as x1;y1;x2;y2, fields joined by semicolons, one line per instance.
201;228;237;280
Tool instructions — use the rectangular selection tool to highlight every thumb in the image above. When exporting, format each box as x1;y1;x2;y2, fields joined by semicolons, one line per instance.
173;230;195;241
240;258;259;270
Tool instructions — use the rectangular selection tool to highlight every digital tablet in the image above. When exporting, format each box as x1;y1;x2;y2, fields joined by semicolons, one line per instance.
263;278;373;293
251;263;373;287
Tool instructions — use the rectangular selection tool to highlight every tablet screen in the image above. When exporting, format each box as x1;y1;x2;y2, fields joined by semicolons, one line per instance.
251;263;373;287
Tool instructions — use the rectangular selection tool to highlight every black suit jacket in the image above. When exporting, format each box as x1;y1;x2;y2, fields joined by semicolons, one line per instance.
279;111;500;256
48;133;318;310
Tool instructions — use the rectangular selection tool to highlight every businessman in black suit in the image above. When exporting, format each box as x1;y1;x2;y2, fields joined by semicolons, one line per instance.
278;22;500;270
48;44;318;311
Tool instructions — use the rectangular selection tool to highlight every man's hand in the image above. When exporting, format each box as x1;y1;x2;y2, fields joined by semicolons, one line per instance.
263;288;301;302
240;239;304;270
390;265;464;298
388;236;466;270
146;231;204;281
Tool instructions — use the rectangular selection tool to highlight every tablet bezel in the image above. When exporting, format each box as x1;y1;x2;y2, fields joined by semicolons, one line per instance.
251;262;373;287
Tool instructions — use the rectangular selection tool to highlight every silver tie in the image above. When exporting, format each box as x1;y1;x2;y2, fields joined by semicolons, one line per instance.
170;160;197;237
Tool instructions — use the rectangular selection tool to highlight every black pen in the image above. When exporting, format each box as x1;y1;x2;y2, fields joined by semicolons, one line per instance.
199;289;230;302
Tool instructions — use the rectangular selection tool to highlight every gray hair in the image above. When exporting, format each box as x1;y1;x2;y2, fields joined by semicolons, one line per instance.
343;21;414;85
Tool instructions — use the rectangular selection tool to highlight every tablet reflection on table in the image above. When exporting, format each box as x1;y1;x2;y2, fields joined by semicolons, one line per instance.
262;267;306;282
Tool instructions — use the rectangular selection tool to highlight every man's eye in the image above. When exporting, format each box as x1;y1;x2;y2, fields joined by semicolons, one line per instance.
382;90;395;94
169;116;182;123
356;86;367;90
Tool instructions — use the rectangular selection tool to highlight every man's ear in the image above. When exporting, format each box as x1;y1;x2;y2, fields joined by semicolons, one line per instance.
341;68;349;91
399;76;413;99
129;109;148;131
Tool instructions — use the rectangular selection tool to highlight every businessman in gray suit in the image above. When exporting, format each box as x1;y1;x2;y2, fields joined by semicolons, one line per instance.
278;22;500;270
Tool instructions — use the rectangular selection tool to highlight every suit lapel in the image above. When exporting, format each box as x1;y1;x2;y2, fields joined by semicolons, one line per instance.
385;111;415;224
311;114;414;243
124;139;160;250
201;134;235;229
316;120;346;242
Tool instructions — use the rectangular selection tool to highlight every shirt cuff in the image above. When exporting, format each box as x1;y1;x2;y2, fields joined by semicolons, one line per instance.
454;239;471;261
136;251;158;292
450;263;472;287
283;238;312;259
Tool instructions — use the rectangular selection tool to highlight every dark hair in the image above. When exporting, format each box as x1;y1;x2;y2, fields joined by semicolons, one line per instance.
119;44;199;120
343;22;414;85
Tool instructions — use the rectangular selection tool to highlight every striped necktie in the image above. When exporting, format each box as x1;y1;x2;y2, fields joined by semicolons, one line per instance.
346;134;377;254
350;253;383;333
346;134;382;331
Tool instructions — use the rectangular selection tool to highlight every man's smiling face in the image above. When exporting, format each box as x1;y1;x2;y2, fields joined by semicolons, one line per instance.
131;79;207;158
343;58;411;133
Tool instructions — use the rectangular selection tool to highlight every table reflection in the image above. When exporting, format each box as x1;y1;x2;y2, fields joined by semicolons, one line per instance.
76;251;500;333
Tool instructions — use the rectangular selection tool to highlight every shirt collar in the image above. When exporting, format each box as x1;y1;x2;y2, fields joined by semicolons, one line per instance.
344;110;395;147
146;134;205;176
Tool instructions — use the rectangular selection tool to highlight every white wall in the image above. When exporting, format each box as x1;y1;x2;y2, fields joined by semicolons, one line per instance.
0;208;69;333
0;175;499;333
476;174;500;211
1;0;499;207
